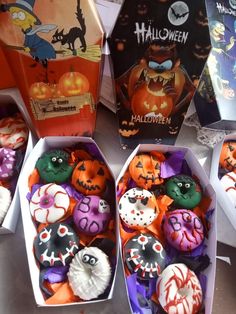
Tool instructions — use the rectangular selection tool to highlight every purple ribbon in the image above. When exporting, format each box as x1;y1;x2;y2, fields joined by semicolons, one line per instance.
84;143;104;161
126;274;158;314
61;183;84;201
198;273;207;298
26;183;43;201
161;151;185;179
43;266;69;284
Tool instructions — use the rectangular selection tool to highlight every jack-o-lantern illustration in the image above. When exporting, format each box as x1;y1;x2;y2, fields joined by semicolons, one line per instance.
131;83;173;117
58;71;89;97
126;43;194;117
29;82;52;100
118;13;129;26
71;160;111;195
168;125;179;135
115;38;127;52
119;119;139;137
195;9;208;26
129;153;165;189
137;1;148;16
193;42;211;60
219;141;236;172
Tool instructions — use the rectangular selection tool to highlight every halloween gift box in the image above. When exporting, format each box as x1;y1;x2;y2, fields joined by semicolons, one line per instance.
117;144;216;314
195;0;236;130
18;136;117;306
109;0;211;148
211;134;236;229
0;93;33;234
0;0;104;137
0;46;16;90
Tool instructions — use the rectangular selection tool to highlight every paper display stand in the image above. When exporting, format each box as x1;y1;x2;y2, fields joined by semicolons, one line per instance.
210;134;236;230
117;144;217;314
18;136;118;306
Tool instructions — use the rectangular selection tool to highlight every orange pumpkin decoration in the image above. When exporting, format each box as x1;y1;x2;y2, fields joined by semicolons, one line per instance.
58;71;90;97
131;83;173;117
29;82;52;100
71;160;111;195
129;152;165;189
219;141;236;172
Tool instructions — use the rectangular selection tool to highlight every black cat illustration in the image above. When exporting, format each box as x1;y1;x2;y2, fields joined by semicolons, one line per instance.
51;0;86;52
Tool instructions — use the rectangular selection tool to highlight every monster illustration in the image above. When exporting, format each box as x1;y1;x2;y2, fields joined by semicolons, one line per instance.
51;0;87;53
0;0;57;67
116;42;194;118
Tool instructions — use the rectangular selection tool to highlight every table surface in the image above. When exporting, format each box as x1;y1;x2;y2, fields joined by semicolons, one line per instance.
1;106;236;314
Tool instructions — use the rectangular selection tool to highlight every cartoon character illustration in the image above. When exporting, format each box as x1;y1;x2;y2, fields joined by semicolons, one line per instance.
1;0;56;66
207;19;236;98
51;0;86;53
209;20;235;54
116;43;194;118
199;53;235;101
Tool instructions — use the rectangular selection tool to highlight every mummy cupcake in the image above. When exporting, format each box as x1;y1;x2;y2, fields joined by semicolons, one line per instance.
68;247;111;300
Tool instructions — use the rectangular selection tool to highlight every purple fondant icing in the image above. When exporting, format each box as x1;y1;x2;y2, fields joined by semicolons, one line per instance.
0;148;16;180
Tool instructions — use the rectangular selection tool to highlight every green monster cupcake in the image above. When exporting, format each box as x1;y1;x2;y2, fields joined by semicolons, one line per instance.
36;149;73;184
165;174;202;209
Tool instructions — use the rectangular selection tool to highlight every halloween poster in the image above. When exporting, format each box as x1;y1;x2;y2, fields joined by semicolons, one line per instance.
195;0;236;129
109;0;211;148
0;0;104;137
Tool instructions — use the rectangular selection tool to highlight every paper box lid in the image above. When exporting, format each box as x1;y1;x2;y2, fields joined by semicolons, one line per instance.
0;0;105;138
109;0;211;148
195;0;236;130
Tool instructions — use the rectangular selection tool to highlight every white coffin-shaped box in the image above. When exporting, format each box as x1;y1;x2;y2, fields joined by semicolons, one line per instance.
117;144;216;314
0;92;34;234
0;131;34;234
211;134;236;230
18;136;118;306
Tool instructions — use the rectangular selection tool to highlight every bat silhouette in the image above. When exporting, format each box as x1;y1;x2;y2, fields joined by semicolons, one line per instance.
171;6;189;19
